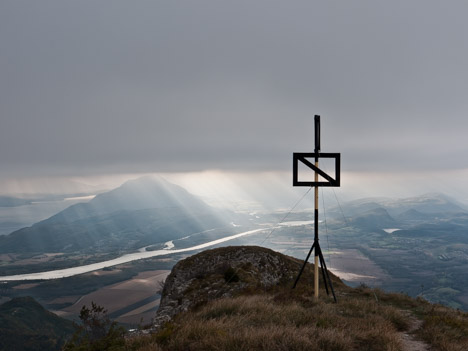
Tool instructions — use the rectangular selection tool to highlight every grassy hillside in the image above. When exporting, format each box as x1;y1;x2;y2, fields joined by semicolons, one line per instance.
125;246;468;351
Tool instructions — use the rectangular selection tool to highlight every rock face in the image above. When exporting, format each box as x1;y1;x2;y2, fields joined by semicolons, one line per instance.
154;246;302;326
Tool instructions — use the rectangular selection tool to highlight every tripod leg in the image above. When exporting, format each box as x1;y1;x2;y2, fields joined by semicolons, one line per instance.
317;245;337;302
292;242;316;289
319;256;330;295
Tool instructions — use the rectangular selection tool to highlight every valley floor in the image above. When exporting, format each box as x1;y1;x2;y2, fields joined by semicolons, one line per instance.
54;270;170;325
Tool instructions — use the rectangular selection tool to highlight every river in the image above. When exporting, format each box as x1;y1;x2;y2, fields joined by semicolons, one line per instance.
0;228;266;281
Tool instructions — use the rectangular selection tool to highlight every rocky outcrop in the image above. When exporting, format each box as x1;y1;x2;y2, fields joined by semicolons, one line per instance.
154;246;303;327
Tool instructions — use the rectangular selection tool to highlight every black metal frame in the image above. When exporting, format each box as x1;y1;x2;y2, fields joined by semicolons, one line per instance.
293;153;341;187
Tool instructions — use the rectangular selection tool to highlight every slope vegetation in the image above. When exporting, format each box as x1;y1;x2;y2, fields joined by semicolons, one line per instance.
127;246;468;351
0;296;74;351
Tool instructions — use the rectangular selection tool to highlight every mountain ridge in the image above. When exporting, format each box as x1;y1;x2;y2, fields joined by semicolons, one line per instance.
326;193;467;223
0;176;244;255
46;176;211;224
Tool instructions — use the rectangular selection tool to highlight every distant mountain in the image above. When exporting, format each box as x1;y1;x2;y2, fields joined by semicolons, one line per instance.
47;176;211;223
330;199;387;217
0;176;245;254
382;193;466;216
396;208;433;221
350;207;396;228
0;296;74;351
333;193;466;220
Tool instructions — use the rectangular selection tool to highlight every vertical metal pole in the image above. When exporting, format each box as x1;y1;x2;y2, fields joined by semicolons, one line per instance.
314;115;320;299
314;160;319;298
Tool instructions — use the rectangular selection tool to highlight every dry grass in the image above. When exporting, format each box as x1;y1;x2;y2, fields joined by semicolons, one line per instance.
417;305;468;351
141;289;406;351
125;283;468;351
350;285;468;351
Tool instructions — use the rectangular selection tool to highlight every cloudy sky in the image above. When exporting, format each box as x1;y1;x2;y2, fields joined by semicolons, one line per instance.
2;1;468;199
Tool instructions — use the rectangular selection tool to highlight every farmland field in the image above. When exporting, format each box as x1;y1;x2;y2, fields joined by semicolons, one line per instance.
55;270;169;325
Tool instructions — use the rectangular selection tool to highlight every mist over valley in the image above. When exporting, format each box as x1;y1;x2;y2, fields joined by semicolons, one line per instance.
1;176;468;315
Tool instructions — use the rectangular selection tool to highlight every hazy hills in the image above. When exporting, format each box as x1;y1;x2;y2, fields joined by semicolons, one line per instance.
334;192;466;218
0;176;244;255
318;193;468;310
2;182;468;311
2;178;464;256
326;192;468;231
349;207;397;228
47;176;211;223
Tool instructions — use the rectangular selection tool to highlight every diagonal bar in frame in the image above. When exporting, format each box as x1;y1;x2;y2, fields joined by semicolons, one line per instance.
298;156;335;184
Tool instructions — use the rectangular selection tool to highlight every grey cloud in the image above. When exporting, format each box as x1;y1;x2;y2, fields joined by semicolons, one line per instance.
1;1;468;177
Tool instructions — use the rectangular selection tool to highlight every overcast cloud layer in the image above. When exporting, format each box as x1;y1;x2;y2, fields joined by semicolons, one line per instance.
2;1;468;178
